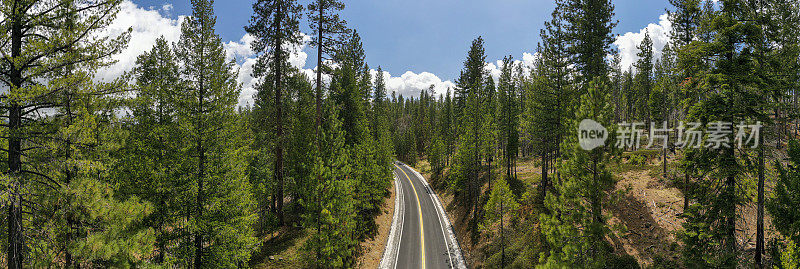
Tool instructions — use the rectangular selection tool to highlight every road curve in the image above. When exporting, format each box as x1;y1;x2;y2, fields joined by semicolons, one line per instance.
379;161;466;269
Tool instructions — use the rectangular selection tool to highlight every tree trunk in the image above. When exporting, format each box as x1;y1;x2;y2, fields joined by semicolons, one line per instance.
755;139;765;268
541;150;548;207
315;0;323;133
274;1;285;227
500;198;505;269
194;74;206;268
7;9;24;268
724;145;736;263
684;171;689;213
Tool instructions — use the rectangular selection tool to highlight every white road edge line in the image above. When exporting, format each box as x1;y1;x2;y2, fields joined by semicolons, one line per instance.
403;162;467;269
379;171;404;269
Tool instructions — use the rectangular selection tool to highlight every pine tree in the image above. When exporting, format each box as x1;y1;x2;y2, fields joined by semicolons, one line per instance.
372;67;389;141
174;0;257;266
678;1;769;266
482;177;520;268
563;0;617;87
443;88;455;165
668;0;702;48
453;37;490;220
769;140;800;260
331;31;369;146
117;37;184;265
286;72;318;217
41;70;156;268
246;0;305;227
0;0;146;267
635;31;654;125
304;103;358;268
429;134;447;177
540;78;617;267
498;57;520;182
307;0;350;131
525;7;575;206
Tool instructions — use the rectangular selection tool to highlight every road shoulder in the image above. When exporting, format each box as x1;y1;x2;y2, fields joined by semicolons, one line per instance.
378;173;404;269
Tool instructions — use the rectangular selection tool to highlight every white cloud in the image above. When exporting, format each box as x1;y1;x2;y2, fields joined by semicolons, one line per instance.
483;52;538;86
224;34;256;61
613;13;672;71
95;1;465;106
96;1;184;82
225;33;312;107
371;70;455;98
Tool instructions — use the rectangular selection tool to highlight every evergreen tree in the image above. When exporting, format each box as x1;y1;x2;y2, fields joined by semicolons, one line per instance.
525;7;574;206
331;31;369;146
482;177;520;269
307;0;350;130
246;0;305;227
174;0;257;266
769;140;800;255
540;79;617;267
635;31;654;125
452;37;491;220
286;72;318;218
0;0;149;267
498;57;520;181
563;0;617;86
668;0;702;48
304;103;358;268
117;37;185;265
678;1;770;267
372;67;389;141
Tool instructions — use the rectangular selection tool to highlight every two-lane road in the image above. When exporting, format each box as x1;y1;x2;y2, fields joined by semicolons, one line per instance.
380;162;466;269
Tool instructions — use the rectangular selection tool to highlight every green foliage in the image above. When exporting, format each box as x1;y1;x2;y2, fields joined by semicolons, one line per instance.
116;37;187;265
451;37;495;216
769;140;800;244
780;240;800;269
675;1;773;267
173;0;259;266
628;154;647;166
0;0;154;267
481;177;520;268
561;0;617;85
635;31;654;123
539;79;618;267
483;177;520;229
303;104;358;268
498;57;521;180
429;135;447;177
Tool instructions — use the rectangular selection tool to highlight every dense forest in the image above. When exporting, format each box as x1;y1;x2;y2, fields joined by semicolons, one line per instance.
0;0;799;268
0;0;393;267
391;0;800;268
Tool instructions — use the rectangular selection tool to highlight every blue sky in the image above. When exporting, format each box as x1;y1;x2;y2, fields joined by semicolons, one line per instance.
130;0;672;80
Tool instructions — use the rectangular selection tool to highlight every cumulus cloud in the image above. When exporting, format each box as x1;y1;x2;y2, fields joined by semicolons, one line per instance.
614;13;672;71
96;1;184;82
223;33;313;106
483;52;538;86
370;69;455;98
96;1;475;106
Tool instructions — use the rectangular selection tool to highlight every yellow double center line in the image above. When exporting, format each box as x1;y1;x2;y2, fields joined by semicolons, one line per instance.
395;164;425;269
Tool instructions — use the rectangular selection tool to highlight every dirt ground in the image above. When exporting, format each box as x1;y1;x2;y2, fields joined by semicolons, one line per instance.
254;178;397;269
418;154;783;268
608;168;685;266
608;156;779;266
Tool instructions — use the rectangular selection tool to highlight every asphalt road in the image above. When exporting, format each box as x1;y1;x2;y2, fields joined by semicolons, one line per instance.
386;162;466;269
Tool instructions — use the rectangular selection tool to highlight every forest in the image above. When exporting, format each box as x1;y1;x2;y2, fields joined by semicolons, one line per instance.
0;0;799;268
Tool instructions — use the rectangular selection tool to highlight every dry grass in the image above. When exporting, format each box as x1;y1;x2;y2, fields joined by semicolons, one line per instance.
416;152;784;267
253;179;398;269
